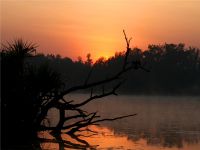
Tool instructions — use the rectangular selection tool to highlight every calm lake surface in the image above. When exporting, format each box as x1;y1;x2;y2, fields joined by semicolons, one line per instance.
41;95;200;150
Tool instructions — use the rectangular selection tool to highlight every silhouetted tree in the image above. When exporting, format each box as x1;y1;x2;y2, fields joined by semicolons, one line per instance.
1;31;143;149
85;53;93;66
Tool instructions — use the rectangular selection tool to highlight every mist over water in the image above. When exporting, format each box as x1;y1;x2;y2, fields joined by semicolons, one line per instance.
46;94;200;149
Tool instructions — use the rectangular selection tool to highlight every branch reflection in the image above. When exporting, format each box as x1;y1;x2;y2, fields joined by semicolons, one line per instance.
39;122;200;150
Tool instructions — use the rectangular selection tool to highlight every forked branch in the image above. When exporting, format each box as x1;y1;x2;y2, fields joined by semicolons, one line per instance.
38;31;147;148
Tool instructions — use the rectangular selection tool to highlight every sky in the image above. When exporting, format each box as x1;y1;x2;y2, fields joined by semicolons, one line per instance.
1;0;200;61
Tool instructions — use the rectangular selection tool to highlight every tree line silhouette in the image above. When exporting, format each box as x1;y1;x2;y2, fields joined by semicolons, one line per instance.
30;43;200;95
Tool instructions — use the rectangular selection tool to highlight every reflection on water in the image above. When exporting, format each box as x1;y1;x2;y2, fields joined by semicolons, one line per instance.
41;95;200;150
39;125;137;150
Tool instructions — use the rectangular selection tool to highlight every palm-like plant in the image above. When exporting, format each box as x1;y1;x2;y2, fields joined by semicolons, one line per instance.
1;39;37;75
1;39;62;149
1;38;36;56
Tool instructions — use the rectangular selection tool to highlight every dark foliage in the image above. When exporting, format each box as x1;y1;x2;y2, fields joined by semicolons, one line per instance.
29;44;200;95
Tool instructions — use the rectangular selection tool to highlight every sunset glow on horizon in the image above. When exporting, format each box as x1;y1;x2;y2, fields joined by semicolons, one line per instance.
1;0;200;61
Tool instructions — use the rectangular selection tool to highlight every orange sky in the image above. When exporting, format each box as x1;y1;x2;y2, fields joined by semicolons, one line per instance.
1;0;200;61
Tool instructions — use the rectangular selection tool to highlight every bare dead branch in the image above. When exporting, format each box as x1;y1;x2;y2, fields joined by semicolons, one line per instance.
91;114;137;124
37;31;147;149
123;29;132;70
72;81;124;108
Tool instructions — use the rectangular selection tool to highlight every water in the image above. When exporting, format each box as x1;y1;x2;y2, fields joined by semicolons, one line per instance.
41;94;200;150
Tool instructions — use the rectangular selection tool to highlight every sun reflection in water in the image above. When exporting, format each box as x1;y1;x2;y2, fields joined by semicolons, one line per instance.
39;125;200;150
